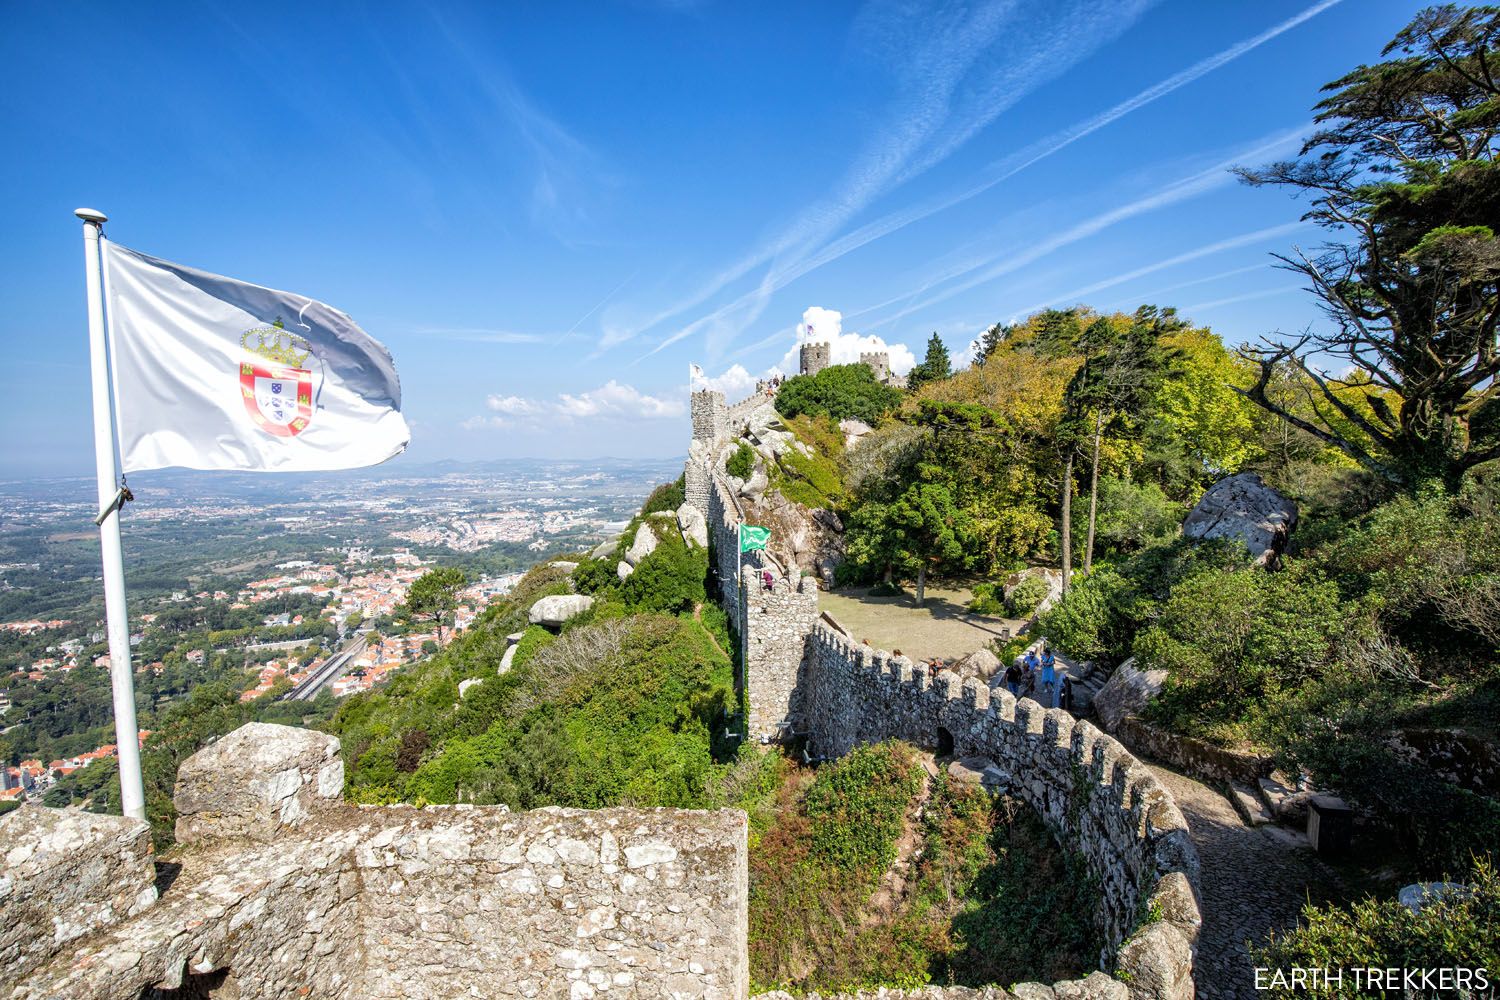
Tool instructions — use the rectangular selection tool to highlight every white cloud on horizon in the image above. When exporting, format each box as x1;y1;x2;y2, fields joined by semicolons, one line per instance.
470;379;685;430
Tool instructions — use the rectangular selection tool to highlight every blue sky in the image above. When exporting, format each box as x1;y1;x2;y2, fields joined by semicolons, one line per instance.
0;0;1428;477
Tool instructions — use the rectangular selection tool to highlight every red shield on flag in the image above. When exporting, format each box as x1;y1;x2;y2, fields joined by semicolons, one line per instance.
239;362;313;437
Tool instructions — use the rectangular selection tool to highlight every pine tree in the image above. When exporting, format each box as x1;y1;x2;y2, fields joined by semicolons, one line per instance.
906;333;952;393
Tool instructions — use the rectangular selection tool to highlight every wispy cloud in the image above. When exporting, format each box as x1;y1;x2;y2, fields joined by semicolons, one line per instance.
858;126;1310;330
1103;262;1274;309
627;0;1339;361
412;328;548;344
1181;286;1304;314
612;0;1158;358
1002;221;1306;319
429;11;604;242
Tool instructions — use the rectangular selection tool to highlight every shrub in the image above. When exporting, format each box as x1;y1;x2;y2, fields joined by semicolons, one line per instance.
572;556;618;595
641;476;686;515
1253;858;1499;996
1005;574;1052;618
1033;568;1140;664
727;442;756;480
775;363;902;424
968;582;1003;615
620;534;708;614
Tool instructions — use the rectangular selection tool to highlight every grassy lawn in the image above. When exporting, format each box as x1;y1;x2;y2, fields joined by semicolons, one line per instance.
818;583;1021;662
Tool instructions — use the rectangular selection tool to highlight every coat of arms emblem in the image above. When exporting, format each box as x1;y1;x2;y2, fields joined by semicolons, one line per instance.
239;320;317;437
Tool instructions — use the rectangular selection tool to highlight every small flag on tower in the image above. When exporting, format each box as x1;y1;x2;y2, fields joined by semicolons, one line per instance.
739;525;770;553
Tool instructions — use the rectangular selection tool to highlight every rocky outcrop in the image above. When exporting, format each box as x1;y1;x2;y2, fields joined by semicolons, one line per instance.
498;632;524;674
1003;567;1064;616
1092;657;1167;732
528;594;594;628
624;522;658;565
589;537;617;560
839;418;873;449
677;502;709;548
953;647;1002;682
616;560;633;581
1183;472;1297;567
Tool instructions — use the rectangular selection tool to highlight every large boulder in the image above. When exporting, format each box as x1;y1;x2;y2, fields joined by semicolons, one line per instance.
528;594;594;628
1183;472;1298;567
589;537;617;560
624;522;658;566
1092;657;1167;732
953;647;1002;682
839;418;873;449
1002;567;1064;617
676;502;708;548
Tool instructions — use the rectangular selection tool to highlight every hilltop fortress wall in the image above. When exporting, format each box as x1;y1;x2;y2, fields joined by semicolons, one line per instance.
3;388;1197;1000
684;387;1200;998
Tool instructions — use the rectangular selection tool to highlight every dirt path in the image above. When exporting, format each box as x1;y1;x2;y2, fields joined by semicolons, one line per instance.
862;757;936;922
818;586;1022;661
1146;765;1342;999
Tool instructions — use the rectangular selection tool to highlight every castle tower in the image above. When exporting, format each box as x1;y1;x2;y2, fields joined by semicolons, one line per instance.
690;388;726;443
799;342;831;377
859;351;891;383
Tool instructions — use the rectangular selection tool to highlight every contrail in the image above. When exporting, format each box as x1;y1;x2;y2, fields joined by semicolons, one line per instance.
1003;222;1306;319
559;269;636;346
646;0;1342;358
1102;262;1273;309
860;125;1309;330
1182;286;1303;313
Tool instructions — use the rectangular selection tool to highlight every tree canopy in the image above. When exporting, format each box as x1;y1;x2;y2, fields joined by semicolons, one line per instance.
1238;4;1500;488
774;363;902;425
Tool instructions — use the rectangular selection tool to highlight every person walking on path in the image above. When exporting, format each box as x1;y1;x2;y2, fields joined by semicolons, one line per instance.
1004;661;1022;697
1022;648;1040;698
1059;673;1074;712
1040;645;1057;707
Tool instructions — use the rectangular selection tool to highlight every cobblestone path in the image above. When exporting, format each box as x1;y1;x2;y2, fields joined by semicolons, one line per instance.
1147;765;1342;1000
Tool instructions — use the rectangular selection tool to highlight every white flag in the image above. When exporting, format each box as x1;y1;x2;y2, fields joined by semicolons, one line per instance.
103;241;409;472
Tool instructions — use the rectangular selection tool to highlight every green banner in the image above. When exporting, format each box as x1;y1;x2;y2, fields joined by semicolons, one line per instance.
739;525;770;553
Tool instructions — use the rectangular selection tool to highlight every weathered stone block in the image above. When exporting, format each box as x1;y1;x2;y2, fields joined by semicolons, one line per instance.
0;805;157;984
175;722;344;845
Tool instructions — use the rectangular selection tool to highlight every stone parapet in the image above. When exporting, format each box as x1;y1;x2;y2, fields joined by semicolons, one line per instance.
174;721;345;845
0;806;158;987
6;726;751;1000
802;625;1201;1000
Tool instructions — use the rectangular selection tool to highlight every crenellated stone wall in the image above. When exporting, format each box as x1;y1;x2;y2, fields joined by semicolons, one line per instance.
802;625;1201;999
1;725;750;1000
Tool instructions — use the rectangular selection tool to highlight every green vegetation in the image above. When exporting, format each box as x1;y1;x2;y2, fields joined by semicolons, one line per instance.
1254;859;1499;997
726;441;756;480
1004;574;1051;619
775;363;902;425
766;414;847;510
748;743;1097;991
905;332;953;395
397;567;467;642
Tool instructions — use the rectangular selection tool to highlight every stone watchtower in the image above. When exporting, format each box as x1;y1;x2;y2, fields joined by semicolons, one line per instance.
690;389;726;443
799;342;831;378
859;351;891;382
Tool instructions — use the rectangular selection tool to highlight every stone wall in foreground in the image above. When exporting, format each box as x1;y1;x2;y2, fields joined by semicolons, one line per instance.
803;626;1202;1000
1;723;748;1000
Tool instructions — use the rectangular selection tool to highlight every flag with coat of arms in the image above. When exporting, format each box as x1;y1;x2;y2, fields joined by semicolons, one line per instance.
102;241;409;473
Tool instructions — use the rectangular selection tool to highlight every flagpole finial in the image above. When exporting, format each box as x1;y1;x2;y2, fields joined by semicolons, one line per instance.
75;207;108;225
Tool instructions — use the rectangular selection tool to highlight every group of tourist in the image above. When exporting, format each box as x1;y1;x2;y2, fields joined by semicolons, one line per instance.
1002;645;1071;710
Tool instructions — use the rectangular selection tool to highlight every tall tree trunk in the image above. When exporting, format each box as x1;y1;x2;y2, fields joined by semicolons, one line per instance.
883;564;893;586
1085;410;1104;574
915;563;927;606
1060;452;1074;595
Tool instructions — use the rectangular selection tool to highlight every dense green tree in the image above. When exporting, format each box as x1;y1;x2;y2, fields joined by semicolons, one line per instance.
885;482;971;606
1238;4;1500;488
905;333;953;393
398;567;467;643
774;363;902;424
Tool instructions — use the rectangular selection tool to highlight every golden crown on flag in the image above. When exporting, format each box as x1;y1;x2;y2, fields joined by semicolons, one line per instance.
241;319;311;368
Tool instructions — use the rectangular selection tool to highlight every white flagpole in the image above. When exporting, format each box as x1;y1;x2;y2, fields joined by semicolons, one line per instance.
77;207;146;822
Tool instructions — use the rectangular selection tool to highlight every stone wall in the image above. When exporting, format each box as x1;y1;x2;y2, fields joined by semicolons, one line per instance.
2;724;750;1000
743;574;819;739
692;388;727;443
803;626;1201;1000
0;806;158;987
